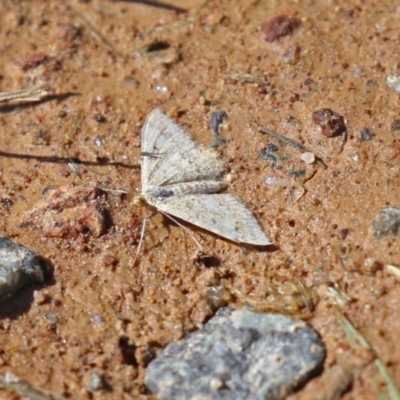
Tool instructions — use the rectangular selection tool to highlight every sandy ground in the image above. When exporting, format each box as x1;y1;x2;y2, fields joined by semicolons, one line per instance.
1;0;400;398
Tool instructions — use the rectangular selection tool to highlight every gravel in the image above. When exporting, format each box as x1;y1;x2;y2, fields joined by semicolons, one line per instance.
145;307;325;400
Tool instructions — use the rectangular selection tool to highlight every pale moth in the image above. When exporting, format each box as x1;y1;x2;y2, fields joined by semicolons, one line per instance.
135;109;272;246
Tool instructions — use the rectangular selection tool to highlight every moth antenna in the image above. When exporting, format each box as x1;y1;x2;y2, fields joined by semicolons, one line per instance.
161;211;203;251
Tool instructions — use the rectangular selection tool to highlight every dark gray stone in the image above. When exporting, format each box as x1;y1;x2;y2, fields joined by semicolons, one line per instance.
373;207;400;239
145;307;325;400
0;237;44;302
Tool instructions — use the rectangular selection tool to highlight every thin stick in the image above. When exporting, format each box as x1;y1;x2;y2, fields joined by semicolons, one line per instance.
222;72;271;86
75;11;126;61
94;187;129;194
338;312;400;400
75;184;130;195
0;84;51;104
256;124;327;169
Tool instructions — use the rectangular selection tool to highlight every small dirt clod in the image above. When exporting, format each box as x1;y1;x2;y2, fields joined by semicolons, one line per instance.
312;108;346;137
262;15;301;42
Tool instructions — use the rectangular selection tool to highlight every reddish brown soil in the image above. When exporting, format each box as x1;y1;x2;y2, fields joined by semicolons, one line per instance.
1;1;400;399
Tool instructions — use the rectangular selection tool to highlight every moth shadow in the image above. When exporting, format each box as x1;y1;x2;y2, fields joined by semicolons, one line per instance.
0;256;55;320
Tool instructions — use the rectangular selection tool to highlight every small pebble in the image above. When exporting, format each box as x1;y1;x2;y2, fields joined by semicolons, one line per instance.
93;136;103;147
94;113;106;123
5;372;19;383
91;313;103;324
123;76;139;87
88;371;106;391
145;307;325;400
362;258;383;275
289;169;306;178
32;129;50;146
360;127;374;141
262;15;301;42
385;72;400;94
373;207;400;239
44;312;58;324
17;53;49;72
288;185;306;203
206;286;229;311
281;45;301;65
304;78;314;86
1;198;13;207
300;152;315;164
267;143;279;152
265;176;290;186
349;152;360;162
93;95;104;104
390;119;400;131
156;85;168;94
59;24;81;42
0;237;44;303
312;108;346;137
259;149;278;167
380;145;400;161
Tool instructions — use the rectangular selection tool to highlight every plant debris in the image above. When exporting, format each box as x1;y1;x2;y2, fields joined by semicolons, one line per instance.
222;72;272;86
0;84;52;105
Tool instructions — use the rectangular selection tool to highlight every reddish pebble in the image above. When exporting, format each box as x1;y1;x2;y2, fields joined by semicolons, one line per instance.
59;24;81;42
17;53;49;72
102;254;118;268
262;15;301;42
312;108;346;137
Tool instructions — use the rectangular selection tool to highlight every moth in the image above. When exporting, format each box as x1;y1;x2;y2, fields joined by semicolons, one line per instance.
135;109;272;246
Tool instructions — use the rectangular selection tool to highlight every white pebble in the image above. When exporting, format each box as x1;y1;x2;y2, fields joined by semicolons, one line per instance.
265;176;289;186
156;85;168;94
300;152;315;164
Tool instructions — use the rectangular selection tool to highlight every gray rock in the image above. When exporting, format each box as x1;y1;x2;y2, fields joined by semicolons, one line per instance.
373;207;400;239
386;73;400;94
145;307;325;400
0;237;44;303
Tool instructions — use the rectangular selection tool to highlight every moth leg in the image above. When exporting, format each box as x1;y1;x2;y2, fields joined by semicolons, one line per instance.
160;211;203;252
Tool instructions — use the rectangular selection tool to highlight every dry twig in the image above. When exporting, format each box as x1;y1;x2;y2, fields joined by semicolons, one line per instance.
0;84;51;105
222;72;271;86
